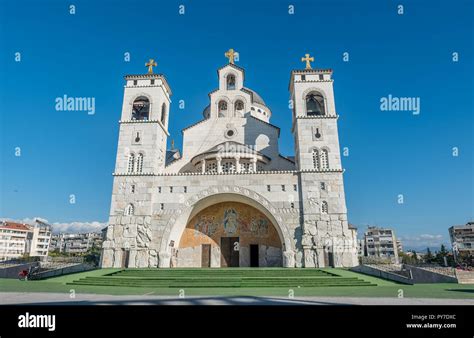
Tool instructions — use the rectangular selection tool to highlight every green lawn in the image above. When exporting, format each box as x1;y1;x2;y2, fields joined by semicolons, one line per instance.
0;268;472;299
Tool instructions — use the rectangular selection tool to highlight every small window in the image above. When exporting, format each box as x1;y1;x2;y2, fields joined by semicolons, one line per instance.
321;201;328;214
301;75;306;81
127;153;135;173
131;184;136;193
312;149;320;170
133;80;137;86
170;186;173;193
136;153;144;173
290;202;295;209
293;184;297;191
150;79;155;85
160;203;164;210
184;186;187;193
124;204;134;216
320;149;329;169
320;182;326;190
281;185;286;192
319;74;324;80
267;185;271;192
158;187;162;193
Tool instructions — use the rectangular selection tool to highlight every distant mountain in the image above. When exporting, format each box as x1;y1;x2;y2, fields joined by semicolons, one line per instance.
402;245;452;253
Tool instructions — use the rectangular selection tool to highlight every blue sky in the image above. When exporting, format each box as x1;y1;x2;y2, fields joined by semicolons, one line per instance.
0;0;473;250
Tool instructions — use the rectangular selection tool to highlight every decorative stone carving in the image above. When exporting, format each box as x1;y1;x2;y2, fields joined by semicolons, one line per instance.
149;250;158;267
158;252;171;268
283;250;295;267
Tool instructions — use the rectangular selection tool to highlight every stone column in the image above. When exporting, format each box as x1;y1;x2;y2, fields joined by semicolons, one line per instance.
235;156;240;173
201;159;206;173
251;157;257;172
216;156;222;173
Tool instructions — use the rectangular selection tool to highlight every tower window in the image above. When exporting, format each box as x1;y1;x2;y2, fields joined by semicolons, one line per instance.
124;204;134;216
319;74;324;80
293;184;297;191
306;92;325;116
312;149;320;170
132;96;150;121
301;75;306;81
131;184;136;193
170;186;173;193
320;149;329;169
290;202;295;209
218;100;228;117
161;103;167;124
321;201;329;214
160;203;164;210
136;153;144;173
234;100;244;117
227;74;236;90
150;79;155;85
158;187;162;193
267;185;271;192
320;182;326;190
127;153;135;173
133;80;137;86
184;186;187;193
281;185;286;192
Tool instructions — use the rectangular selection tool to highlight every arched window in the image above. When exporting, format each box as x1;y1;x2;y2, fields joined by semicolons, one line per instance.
136;153;144;173
127;153;135;173
124;204;134;216
321;201;328;214
227;74;236;90
218;100;228;117
234;100;244;117
132;96;150;120
320;149;329;169
306;92;325;116
312;149;320;170
161;103;167;124
222;160;236;173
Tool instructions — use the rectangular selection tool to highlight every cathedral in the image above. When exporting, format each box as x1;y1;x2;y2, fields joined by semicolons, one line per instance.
101;50;358;269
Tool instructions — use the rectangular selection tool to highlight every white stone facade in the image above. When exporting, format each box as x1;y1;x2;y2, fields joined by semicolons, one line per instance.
101;61;358;269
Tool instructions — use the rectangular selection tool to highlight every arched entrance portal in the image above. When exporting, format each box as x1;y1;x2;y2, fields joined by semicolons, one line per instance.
174;202;283;268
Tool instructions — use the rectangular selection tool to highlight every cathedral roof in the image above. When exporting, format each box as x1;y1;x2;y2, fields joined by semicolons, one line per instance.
190;141;271;164
241;87;266;106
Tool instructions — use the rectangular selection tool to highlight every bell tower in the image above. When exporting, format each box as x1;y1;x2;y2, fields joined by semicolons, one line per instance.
114;59;172;175
290;54;357;268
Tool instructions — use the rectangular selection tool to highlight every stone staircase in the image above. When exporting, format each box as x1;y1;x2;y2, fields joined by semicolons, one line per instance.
67;268;377;288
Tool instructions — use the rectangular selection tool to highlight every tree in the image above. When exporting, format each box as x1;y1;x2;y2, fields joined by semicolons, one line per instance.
425;247;434;263
435;244;451;266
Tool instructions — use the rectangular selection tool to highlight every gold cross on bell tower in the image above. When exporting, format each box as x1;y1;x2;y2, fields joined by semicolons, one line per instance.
225;48;237;64
145;59;157;74
301;53;314;69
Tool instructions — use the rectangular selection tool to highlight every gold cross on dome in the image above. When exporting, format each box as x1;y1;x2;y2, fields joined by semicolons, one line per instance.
145;59;157;74
301;53;314;69
225;48;237;64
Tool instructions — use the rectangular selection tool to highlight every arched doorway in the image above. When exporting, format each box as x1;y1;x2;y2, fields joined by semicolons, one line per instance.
174;202;282;268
